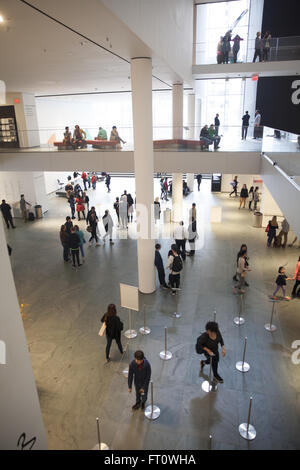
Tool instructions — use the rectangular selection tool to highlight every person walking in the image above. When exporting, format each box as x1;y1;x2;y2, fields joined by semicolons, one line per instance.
248;186;254;211
241;111;250;140
214;114;220;136
86;206;98;225
160;178;165;199
91;173;97;190
82;192;89;214
155;243;168;289
76;195;85;221
291;256;300;298
196;321;226;384
271;266;292;300
102;210;114;245
154;197;161;224
119;196;128;229
233;244;249;283
88;213;100;246
232;34;244;63
127;193;134;223
253;110;262;139
68;194;76;219
74;225;86;262
266;216;278;247
64;216;73;234
233;250;251;294
113;197;120;226
60;224;70;262
187;217;197;257
69;227;82;268
253;186;260;210
128;350;151;411
229;176;239;197
163;178;169;200
196;174;202;191
101;304;123;362
278;218;289;248
1;200;15;229
81;171;88;191
174;221;188;261
262;31;272;61
105;174;111;192
239;184;249;209
20;194;31;222
166;244;183;295
253;32;262;62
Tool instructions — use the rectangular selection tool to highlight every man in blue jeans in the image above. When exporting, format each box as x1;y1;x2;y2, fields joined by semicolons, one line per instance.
128;350;151;410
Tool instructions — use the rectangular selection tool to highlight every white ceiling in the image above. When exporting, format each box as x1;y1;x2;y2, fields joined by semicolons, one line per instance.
0;0;182;95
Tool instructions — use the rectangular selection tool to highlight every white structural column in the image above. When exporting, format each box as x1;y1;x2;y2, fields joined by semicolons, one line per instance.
172;83;183;222
0;218;48;449
131;57;155;294
186;93;196;192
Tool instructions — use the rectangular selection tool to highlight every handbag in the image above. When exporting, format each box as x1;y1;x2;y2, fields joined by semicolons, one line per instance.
98;322;106;336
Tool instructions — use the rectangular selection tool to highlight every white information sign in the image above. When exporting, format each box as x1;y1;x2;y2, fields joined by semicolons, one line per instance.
120;283;139;311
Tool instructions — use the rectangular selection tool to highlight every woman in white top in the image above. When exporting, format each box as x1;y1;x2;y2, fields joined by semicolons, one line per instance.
233;252;251;294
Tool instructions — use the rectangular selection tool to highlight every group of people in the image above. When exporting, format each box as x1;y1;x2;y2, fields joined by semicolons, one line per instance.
271;259;300;301
200;124;221;150
253;31;272;62
62;125;126;149
216;30;272;64
113;190;135;229
229;177;260;211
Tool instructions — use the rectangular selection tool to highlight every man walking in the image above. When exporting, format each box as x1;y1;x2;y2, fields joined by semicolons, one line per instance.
155;244;168;289
128;350;151;411
105;174;111;192
241;111;250;140
1;200;15;229
174;221;188;260
102;210;114;245
19;195;30;222
196;321;226;384
196;174;202;191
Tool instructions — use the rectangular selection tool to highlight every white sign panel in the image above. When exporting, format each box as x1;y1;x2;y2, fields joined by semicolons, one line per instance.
120;283;139;311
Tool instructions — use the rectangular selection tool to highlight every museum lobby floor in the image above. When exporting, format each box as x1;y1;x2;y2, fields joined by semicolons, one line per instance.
5;177;300;450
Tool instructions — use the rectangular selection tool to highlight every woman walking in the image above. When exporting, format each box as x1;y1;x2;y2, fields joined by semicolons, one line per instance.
233;250;251;294
291;256;300;298
197;321;226;384
229;176;239;197
239;184;248;209
88;213;100;246
248;186;254;210
75;225;86;262
101;304;124;362
266;216;278;247
91;173;97;190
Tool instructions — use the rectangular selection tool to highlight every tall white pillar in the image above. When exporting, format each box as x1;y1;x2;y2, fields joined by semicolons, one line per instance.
131;57;155;294
187;93;196;192
172;83;183;222
5;92;40;148
0;218;48;449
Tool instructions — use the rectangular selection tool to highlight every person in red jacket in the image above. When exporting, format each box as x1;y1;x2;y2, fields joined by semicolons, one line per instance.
291;256;300;298
76;196;85;221
81;171;88;191
91;173;97;190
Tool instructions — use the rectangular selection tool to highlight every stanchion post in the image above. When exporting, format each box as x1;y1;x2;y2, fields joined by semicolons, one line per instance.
239;396;256;440
125;308;137;339
144;381;161;420
159;327;172;360
97;417;101;450
213;310;216;322
92;417;109;450
234;293;245;325
265;301;277;332
236;337;250;372
201;355;217;393
139;304;151;335
209;435;212;450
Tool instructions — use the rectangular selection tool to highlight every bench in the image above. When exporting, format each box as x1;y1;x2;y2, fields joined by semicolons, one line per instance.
86;139;119;149
54;142;74;150
153;139;207;150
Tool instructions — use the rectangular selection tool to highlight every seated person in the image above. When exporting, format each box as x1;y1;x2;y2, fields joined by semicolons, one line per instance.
208;124;221;150
110;126;126;145
199;125;213;150
73;125;87;148
96;126;107;140
63;126;73;145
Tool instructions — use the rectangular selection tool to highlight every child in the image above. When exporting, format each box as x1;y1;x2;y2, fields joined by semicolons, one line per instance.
271;267;292;300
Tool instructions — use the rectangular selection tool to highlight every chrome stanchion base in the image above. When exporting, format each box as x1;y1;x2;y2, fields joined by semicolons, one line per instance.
159;350;172;360
201;380;217;393
239;423;256;440
144;405;161;420
264;323;277;332
124;329;137;339
122;367;129;378
171;312;182;319
92;443;110;450
139;326;151;335
236;361;250;372
234;316;245;325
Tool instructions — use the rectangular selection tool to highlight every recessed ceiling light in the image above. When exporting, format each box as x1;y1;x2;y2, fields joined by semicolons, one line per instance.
0;15;4;22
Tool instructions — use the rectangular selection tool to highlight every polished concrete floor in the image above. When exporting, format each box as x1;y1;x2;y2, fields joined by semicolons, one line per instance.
5;177;300;450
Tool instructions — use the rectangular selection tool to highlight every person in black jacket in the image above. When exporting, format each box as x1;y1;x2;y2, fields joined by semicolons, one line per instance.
241;111;250;140
214;114;220;136
155;244;168;289
0;200;15;229
128;350;151;410
196;174;202;191
69;227;82;267
64;216;73;234
239;184;249;209
101;304;123;362
197;321;226;383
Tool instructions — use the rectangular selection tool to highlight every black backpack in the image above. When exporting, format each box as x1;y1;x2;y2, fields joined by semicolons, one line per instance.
172;255;183;273
195;334;205;355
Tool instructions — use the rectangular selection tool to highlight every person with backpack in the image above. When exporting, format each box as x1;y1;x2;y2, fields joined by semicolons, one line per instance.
196;321;226;384
173;221;188;261
166;244;183;295
101;304;124;362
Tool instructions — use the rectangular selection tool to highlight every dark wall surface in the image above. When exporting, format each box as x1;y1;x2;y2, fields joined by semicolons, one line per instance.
256;76;300;135
262;0;300;37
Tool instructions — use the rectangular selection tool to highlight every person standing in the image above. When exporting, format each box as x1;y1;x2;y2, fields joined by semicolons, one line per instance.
278;218;289;248
248;186;254;210
128;350;151;410
64;216;73;234
189;203;197;223
74;225;86;262
119;196;128;229
174;221;187;261
232;34;244;63
102;210;114;245
253;32;262;62
222;31;231;64
127;193;134;223
262;31;272;61
82;192;89;214
166;244;183;295
233;244;249;283
101;304;123;362
229;176;239;197
217;36;223;64
163;178;169;200
187;217;197;257
241;111;250;140
114;197;120;226
266;216;278;247
81;171;88;191
76;195;85;221
91;173;97;190
214;114;220;136
155;243;168;289
69;227;82;268
253;110;262;139
253;186;260;210
68;194;76;219
1;200;15;229
105;174;111;192
233;251;251;294
239;184;249;209
59;225;70;262
196;174;202;191
88;212;100;246
154;197;161;224
291;256;300;298
197;321;226;384
20;195;30;222
271;266;292;300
